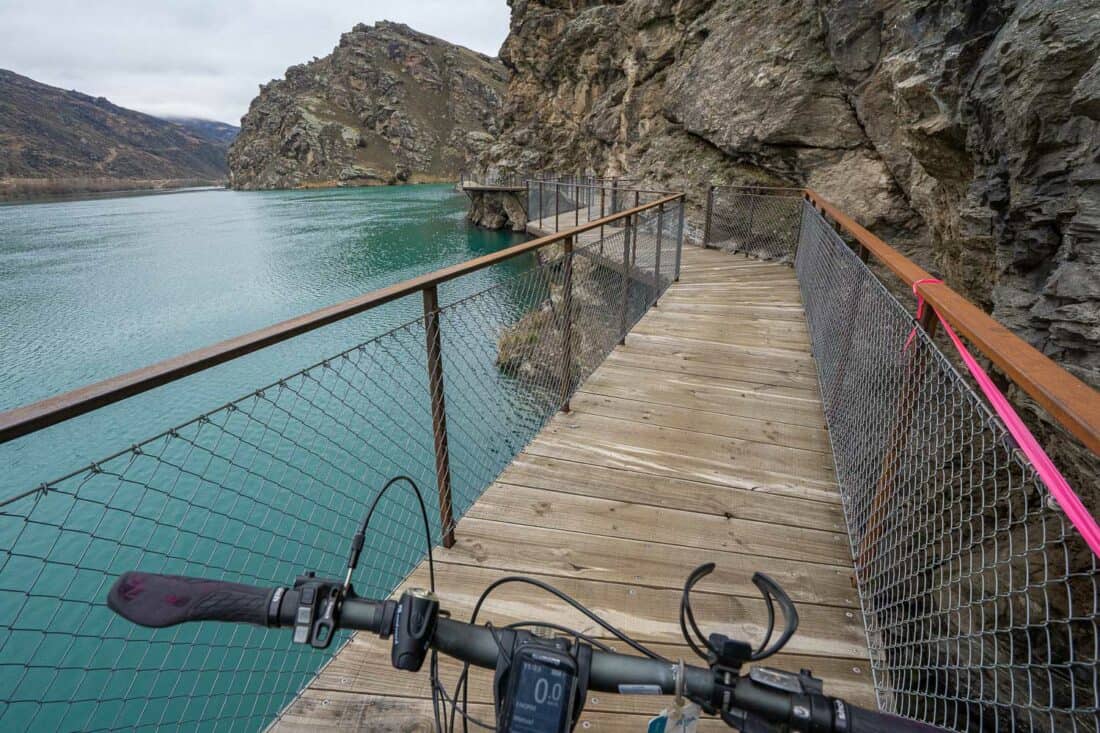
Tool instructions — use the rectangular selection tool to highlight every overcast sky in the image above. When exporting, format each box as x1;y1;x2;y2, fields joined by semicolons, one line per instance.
0;0;511;125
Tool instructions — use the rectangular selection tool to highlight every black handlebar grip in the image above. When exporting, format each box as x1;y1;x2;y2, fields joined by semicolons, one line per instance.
107;571;276;629
847;704;947;732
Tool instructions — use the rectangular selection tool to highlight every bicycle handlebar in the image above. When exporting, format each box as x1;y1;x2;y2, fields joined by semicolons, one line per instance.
107;572;944;732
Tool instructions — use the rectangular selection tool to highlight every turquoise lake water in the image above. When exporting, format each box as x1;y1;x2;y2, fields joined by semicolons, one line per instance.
0;184;530;499
0;184;540;730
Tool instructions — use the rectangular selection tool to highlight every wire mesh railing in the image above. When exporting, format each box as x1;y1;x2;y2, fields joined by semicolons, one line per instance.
0;195;684;731
703;185;1098;730
790;199;1097;732
702;185;805;262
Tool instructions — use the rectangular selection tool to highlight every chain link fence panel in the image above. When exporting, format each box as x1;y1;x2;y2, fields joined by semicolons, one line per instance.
796;200;1098;733
705;186;804;263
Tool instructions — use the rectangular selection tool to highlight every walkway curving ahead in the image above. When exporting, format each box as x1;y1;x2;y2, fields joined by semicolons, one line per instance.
272;246;873;731
527;204;600;240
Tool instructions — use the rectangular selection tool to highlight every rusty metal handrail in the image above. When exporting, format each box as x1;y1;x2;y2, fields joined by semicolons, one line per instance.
0;192;684;445
803;188;1100;454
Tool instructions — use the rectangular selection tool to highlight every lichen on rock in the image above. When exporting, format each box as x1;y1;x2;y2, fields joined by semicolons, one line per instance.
228;22;507;190
484;0;1100;398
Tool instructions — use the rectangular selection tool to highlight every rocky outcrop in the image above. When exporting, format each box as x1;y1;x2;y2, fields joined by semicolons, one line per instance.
465;189;528;231
0;69;229;185
229;22;507;189
484;0;1100;395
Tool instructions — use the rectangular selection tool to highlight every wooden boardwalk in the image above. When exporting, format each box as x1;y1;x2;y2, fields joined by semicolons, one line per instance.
273;246;872;731
527;204;603;241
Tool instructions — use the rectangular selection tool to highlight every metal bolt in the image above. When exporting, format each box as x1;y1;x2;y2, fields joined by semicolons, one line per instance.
852;667;862;674
591;697;600;704
845;611;854;619
583;722;591;729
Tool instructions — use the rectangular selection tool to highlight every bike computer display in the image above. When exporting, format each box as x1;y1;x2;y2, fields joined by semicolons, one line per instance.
498;644;578;733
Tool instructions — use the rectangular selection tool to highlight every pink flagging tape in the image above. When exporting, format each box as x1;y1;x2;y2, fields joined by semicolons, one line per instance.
906;278;1100;557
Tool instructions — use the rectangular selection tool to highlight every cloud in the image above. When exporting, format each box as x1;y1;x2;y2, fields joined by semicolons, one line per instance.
0;0;512;124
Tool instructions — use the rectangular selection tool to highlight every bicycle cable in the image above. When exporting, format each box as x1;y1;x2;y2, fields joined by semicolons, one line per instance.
347;475;450;732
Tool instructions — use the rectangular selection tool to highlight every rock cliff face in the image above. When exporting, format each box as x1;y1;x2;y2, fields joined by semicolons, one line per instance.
229;22;507;189
484;0;1100;393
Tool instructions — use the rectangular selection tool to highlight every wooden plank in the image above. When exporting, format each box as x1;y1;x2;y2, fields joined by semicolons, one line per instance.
655;300;810;324
497;453;842;512
659;295;804;309
632;317;812;352
677;268;799;281
392;563;868;658
660;283;801;298
660;272;800;283
678;257;785;266
672;270;799;284
665;283;804;299
568;391;830;453
305;636;876;712
532;402;836;487
591;360;820;406
678;259;789;271
618;332;818;375
660;284;802;298
679;252;744;268
677;268;791;280
659;286;803;302
442;517;856;607
640;309;810;341
579;366;828;428
524;419;838;500
466;483;850;565
677;271;802;285
522;439;839;505
601;350;820;393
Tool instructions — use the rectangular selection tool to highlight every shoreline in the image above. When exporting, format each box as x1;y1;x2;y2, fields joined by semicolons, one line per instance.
227;174;460;192
0;177;227;203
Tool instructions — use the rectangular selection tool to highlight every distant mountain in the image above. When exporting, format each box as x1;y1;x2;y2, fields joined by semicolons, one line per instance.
0;69;229;185
164;117;240;147
228;22;505;189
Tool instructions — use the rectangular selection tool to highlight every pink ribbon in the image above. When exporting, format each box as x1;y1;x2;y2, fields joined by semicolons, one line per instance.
907;279;1100;557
